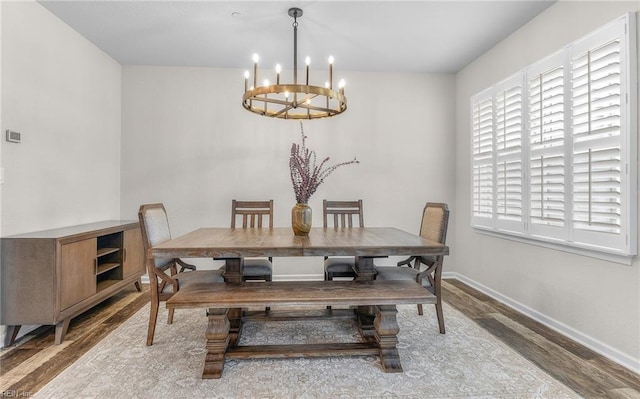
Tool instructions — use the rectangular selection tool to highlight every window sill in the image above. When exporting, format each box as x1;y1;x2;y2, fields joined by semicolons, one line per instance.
474;226;635;266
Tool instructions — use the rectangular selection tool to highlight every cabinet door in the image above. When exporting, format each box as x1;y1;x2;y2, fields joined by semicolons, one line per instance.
60;239;97;310
123;228;144;277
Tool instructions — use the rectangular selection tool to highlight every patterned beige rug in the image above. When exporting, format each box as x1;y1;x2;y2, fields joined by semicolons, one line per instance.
35;303;580;398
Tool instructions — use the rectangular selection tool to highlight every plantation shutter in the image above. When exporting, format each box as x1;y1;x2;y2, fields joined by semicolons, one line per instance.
570;18;631;252
471;93;494;226
471;14;636;257
495;76;524;231
527;54;566;238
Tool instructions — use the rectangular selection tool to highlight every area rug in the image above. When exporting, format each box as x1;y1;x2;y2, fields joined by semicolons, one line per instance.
34;303;580;398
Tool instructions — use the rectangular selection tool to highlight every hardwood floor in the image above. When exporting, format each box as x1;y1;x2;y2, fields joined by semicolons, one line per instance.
1;279;639;398
444;280;640;399
0;284;150;396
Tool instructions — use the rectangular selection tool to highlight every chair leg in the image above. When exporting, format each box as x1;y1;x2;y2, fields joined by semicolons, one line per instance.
417;304;423;315
167;280;179;324
147;298;159;346
326;272;333;309
435;301;445;334
265;274;272;312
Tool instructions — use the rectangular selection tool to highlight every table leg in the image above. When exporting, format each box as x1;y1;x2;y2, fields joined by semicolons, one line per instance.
354;256;376;281
222;258;244;345
354;256;378;339
374;305;402;372
222;258;244;283
203;308;230;379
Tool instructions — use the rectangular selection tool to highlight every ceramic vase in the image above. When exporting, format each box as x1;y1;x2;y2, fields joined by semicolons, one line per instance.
291;203;312;236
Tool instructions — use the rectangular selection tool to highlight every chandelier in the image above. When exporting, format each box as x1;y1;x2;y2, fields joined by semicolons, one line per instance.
242;8;347;119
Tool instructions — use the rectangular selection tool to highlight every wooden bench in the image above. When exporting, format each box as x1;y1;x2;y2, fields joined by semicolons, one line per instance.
166;280;435;379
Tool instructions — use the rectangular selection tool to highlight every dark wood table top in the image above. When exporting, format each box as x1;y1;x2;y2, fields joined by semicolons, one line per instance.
150;227;449;259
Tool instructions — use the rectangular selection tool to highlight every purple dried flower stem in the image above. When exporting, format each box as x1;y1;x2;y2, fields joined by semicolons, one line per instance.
289;122;359;204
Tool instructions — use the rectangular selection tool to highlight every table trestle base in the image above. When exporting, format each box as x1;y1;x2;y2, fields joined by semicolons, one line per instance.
243;308;357;321
167;280;434;379
227;342;381;359
202;304;404;379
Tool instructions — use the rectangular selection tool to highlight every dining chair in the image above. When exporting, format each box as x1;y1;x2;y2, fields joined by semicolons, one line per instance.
138;203;224;346
375;202;449;334
230;200;274;282
323;199;364;281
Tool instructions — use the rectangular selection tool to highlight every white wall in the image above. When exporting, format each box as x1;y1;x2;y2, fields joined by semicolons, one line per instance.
0;0;3;239
454;1;640;372
1;1;122;236
120;66;457;276
0;1;122;342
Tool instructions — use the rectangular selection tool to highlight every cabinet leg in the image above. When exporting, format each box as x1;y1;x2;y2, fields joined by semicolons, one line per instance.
55;319;71;345
5;325;21;347
134;278;142;292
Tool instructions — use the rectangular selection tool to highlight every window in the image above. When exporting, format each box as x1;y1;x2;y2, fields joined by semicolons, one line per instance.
470;14;637;258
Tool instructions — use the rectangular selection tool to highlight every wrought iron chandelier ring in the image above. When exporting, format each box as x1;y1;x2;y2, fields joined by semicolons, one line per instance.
242;7;348;120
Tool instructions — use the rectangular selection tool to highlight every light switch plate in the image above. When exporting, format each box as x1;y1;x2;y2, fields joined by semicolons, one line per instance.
6;130;21;143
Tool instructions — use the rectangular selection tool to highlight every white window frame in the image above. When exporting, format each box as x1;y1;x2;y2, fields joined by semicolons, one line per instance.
470;13;637;262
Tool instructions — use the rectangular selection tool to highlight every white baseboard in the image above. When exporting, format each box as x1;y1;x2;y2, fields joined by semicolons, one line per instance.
273;274;325;281
444;271;640;374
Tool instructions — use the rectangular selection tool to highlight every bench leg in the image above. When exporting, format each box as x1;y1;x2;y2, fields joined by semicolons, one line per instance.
374;305;402;373
227;307;243;347
203;308;230;379
355;305;377;341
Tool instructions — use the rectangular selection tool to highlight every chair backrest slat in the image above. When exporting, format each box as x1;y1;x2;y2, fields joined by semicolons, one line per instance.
231;200;274;228
323;200;364;228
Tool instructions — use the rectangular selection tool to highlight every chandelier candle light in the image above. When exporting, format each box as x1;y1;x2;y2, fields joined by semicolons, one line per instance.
242;8;347;119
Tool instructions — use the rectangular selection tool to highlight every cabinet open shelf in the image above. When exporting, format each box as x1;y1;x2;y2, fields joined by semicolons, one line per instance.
97;279;120;292
97;247;119;257
96;232;123;283
97;262;120;275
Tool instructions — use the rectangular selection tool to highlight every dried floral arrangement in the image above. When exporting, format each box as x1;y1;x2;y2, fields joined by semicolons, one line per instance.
289;122;359;204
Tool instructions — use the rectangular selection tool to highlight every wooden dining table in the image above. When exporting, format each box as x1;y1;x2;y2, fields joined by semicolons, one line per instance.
151;226;449;376
150;226;449;282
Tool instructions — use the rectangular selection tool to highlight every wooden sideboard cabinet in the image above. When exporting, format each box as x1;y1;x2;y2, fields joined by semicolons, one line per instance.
1;221;145;346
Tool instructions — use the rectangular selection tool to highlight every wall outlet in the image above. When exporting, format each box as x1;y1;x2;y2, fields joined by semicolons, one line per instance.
6;130;21;143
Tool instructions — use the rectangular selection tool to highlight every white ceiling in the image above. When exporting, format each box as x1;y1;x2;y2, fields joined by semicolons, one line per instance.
38;0;555;73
